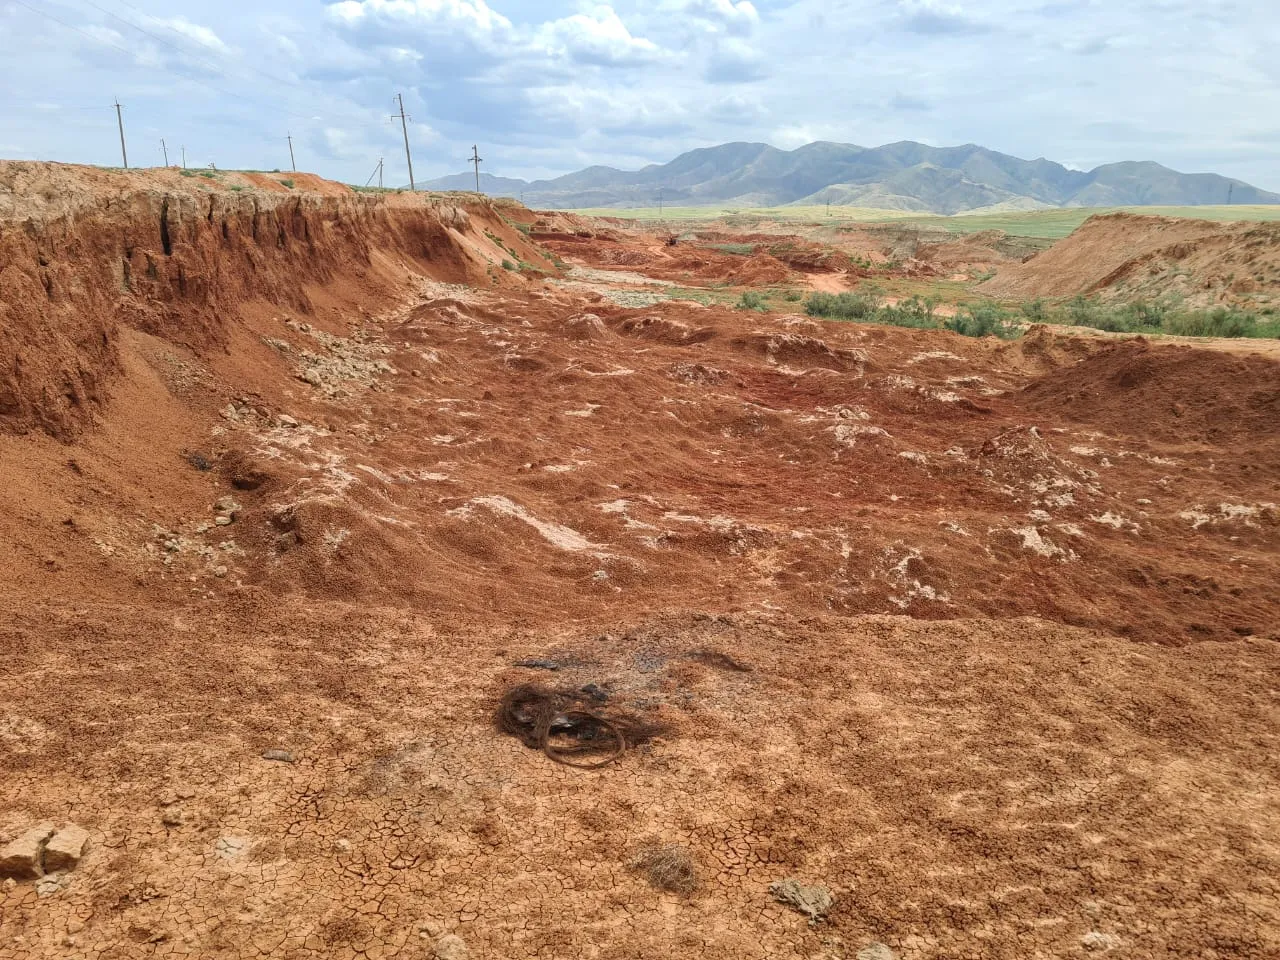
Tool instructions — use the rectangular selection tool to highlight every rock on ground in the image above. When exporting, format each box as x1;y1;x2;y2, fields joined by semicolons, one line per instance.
769;878;835;922
0;823;55;880
43;825;89;873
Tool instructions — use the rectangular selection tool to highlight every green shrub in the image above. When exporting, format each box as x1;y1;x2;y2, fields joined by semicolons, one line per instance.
805;290;883;321
945;303;1021;339
1021;298;1049;322
501;259;516;271
1164;307;1258;338
280;179;295;189
783;289;803;302
179;169;195;178
736;291;769;312
876;295;938;329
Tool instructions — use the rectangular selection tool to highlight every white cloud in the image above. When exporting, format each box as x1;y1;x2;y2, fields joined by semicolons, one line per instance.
671;0;760;36
535;6;664;66
326;0;514;37
705;39;768;82
148;16;231;54
1;0;1278;192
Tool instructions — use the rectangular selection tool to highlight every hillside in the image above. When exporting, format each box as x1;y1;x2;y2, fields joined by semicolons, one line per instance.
984;212;1280;307
423;140;1280;213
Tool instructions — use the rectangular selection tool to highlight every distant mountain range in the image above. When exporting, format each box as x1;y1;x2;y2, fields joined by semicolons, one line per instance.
420;141;1280;214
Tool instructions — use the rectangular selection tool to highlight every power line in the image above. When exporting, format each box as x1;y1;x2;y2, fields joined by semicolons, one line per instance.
16;0;371;129
95;0;307;92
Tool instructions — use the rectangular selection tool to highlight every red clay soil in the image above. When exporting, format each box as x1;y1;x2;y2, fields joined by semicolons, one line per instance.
1;164;1277;960
984;212;1280;306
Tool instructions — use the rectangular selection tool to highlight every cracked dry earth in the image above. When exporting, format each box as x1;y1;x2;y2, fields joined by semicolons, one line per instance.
3;215;1280;959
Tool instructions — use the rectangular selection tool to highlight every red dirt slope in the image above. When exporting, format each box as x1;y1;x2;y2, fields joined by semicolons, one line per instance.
1;165;1277;960
984;212;1280;306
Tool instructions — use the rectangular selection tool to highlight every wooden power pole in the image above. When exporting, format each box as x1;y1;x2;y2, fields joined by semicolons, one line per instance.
392;94;415;191
470;145;483;193
161;138;169;167
287;132;296;172
114;99;128;169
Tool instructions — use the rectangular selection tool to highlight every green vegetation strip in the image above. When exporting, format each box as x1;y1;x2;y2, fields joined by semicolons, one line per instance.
797;288;1280;340
563;204;1280;238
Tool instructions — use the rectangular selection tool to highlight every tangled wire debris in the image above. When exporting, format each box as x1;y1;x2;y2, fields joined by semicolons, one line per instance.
496;683;665;768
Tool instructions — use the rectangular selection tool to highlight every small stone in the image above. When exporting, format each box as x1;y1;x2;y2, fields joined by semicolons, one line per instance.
212;566;228;579
261;749;295;763
43;826;89;873
770;878;834;922
161;810;184;827
302;370;323;387
1082;932;1120;952
214;516;233;526
856;943;897;960
0;823;54;880
277;414;299;428
513;658;559;671
35;874;66;897
434;934;468;960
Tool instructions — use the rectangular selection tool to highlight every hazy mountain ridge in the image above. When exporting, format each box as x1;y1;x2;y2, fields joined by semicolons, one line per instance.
421;141;1280;213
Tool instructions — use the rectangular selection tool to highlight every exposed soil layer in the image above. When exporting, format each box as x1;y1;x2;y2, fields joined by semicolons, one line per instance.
1;165;1277;960
984;211;1280;307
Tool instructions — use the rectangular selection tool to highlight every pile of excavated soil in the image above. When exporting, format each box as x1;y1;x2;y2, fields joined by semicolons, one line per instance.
984;212;1280;306
1;165;1277;960
1022;337;1280;445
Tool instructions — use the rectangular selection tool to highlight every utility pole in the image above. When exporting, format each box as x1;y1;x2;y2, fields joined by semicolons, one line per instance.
826;197;830;217
470;145;483;193
392;94;415;191
161;138;169;167
378;157;383;189
114;99;128;169
1227;183;1234;205
181;145;186;170
287;132;296;172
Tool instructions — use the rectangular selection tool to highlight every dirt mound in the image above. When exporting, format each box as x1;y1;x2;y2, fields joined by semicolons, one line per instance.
1021;338;1280;444
0;161;550;439
984;212;1280;306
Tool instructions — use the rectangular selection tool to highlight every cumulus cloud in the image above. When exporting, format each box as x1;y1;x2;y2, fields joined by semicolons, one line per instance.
672;0;760;36
705;39;768;82
896;0;991;36
708;92;769;124
147;16;231;54
2;0;1278;193
534;6;664;67
326;0;513;38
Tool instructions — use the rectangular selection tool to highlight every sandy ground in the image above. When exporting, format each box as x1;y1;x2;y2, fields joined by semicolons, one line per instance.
1;166;1277;960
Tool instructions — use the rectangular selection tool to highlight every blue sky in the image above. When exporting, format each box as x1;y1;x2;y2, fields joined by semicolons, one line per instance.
2;0;1278;190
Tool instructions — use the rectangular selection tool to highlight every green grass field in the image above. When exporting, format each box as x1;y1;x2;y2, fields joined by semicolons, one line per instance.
569;204;1280;239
